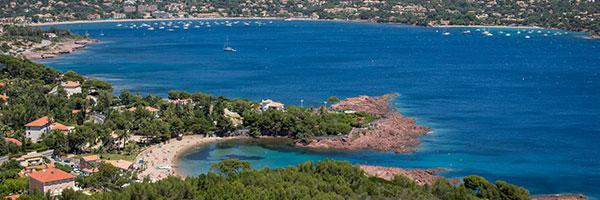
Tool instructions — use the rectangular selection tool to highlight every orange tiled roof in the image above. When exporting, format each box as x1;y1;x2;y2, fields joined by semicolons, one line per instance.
128;106;159;112
82;155;100;162
0;94;8;100
72;109;91;114
28;168;74;183
4;194;20;200
62;81;80;88
24;116;51;127
0;82;5;87
51;122;70;130
4;138;22;146
103;160;133;170
25;163;55;170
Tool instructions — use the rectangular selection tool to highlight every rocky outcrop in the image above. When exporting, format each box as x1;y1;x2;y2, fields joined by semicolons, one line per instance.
531;194;587;200
297;94;430;153
329;93;398;116
360;165;451;186
23;38;99;60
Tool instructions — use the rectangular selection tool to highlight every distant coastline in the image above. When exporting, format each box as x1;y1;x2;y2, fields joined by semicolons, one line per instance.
28;17;598;38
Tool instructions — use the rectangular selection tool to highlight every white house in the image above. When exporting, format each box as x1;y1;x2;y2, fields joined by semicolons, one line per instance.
25;116;53;143
261;99;284;111
62;81;81;96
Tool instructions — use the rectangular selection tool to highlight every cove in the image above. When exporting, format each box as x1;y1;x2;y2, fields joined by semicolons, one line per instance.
38;20;600;198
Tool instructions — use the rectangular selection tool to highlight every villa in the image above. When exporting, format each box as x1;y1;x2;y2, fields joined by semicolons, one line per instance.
261;99;285;111
28;168;75;196
50;122;75;134
62;81;81;96
25;116;53;143
14;153;44;167
128;106;159;112
80;155;100;175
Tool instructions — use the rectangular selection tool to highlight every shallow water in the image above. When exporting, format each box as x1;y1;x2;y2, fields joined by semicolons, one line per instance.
40;20;600;198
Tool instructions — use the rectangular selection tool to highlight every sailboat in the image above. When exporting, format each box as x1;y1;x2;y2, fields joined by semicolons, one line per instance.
223;37;236;52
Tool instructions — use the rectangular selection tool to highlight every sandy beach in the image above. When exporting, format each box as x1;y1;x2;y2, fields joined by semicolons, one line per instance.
134;135;233;181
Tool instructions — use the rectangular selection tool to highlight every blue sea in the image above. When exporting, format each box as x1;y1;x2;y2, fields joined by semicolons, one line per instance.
40;20;600;198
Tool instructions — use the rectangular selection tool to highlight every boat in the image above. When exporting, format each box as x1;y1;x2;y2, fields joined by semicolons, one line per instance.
148;27;154;30
167;29;174;32
84;31;89;37
442;32;450;35
517;31;521;34
223;37;236;52
525;35;531;39
505;34;511;36
543;34;548;37
462;30;471;34
159;26;165;29
116;24;122;27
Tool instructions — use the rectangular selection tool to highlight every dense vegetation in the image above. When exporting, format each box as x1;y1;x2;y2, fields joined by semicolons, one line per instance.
2;159;530;199
0;54;373;159
0;0;598;35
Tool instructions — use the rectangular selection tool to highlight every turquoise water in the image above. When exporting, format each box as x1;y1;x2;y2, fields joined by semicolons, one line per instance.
39;20;600;197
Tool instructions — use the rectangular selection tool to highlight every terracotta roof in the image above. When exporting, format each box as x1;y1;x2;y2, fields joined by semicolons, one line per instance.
0;82;5;87
4;194;20;200
28;168;74;183
4;138;22;146
103;160;133;170
145;106;158;112
62;81;80;88
0;94;8;100
72;109;91;114
14;153;42;161
82;168;99;173
26;163;55;170
128;106;159;112
270;102;284;107
82;155;100;162
51;122;71;131
25;116;51;127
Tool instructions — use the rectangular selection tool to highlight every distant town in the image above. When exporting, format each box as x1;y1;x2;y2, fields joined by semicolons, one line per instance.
0;0;598;36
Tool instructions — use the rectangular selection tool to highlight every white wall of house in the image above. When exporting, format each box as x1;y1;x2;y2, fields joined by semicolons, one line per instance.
26;125;49;143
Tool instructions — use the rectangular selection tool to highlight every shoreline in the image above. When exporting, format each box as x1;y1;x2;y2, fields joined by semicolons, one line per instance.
133;135;236;181
27;17;596;38
21;38;99;60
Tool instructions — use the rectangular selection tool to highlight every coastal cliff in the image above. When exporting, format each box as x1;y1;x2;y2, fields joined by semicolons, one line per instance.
359;165;454;186
296;94;430;153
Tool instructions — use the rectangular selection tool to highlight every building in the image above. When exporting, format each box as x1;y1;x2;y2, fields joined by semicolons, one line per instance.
4;138;22;146
61;81;81;96
128;106;159;112
167;98;193;105
3;194;20;200
138;4;158;12
261;99;285;111
18;163;55;177
25;116;53;143
50;122;74;134
44;33;57;38
14;153;44;167
123;5;136;12
80;155;100;174
87;14;101;20
152;11;171;18
28;168;75;196
113;13;126;19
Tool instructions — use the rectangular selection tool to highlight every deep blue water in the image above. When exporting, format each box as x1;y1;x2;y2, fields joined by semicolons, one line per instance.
39;20;600;198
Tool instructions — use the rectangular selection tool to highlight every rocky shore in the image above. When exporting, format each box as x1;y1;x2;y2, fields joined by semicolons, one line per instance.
21;38;99;60
531;194;587;200
297;94;430;153
359;165;456;186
